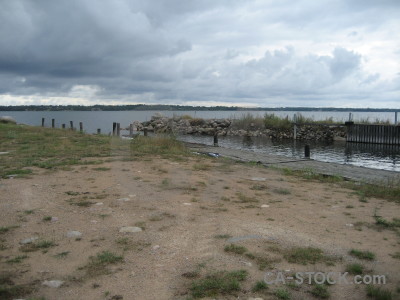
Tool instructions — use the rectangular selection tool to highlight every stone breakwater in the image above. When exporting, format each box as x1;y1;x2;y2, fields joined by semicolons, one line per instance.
133;115;347;141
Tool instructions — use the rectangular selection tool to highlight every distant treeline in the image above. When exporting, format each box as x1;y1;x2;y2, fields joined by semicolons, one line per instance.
0;104;398;112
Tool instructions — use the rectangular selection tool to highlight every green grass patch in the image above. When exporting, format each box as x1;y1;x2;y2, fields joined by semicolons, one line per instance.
274;288;291;300
0;225;19;234
366;285;392;300
84;251;123;277
6;255;28;264
235;192;259;203
284;247;334;265
92;167;110;171
273;188;291;195
190;270;248;298
349;249;375;260
130;135;189;159
224;244;247;255
346;263;364;275
0;123;120;177
310;284;330;299
252;280;268;292
214;234;232;239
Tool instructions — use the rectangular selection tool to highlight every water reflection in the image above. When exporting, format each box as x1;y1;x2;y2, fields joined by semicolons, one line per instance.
178;134;400;172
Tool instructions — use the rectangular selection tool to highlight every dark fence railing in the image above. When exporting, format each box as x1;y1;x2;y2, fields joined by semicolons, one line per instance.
346;123;400;145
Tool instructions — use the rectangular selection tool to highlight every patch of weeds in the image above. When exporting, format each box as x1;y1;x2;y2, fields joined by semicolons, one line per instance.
190;270;248;298
193;164;211;171
24;210;34;215
252;280;268;292
390;252;400;260
366;285;393;300
99;214;110;219
0;225;19;234
134;221;146;230
346;263;364;275
223;186;230;189
6;255;28;264
92;167;111;171
273;188;291;195
214;234;232;239
0;273;33;300
20;240;56;252
133;176;142;180
42;216;52;222
149;212;175;222
161;178;170;187
224;244;247;255
267;218;275;221
69;199;94;207
84;251;123;277
65;191;80;196
346;205;354;209
221;196;230;201
284;247;333;265
54;251;70;259
349;249;375;260
235;192;259;203
310;284;330;299
275;288;291;300
115;238;150;252
250;184;268;191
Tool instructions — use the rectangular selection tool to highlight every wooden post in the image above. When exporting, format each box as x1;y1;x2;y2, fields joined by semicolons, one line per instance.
395;112;398;125
70;121;74;130
293;113;297;140
79;122;83;132
213;134;218;147
143;128;148;137
97;128;101;135
129;124;133;137
348;112;353;122
117;123;121;136
305;145;310;158
51;119;55;128
112;122;117;136
62;124;65;129
41;118;45;127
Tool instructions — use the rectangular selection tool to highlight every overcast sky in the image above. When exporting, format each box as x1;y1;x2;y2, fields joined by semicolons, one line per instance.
0;0;399;108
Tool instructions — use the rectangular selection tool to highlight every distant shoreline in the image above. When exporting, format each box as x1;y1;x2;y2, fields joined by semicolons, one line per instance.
0;104;399;112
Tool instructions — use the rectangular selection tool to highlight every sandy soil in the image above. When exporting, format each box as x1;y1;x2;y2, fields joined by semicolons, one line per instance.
0;155;399;300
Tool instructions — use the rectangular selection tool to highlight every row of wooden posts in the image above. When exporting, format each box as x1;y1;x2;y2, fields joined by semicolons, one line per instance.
41;118;101;134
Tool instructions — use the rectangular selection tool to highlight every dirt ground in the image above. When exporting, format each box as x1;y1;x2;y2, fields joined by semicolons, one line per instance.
0;155;399;300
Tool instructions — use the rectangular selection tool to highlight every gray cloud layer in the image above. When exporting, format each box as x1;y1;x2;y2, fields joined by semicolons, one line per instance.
0;0;399;107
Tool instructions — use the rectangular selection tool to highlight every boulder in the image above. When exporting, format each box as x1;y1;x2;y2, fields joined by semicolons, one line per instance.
0;116;16;124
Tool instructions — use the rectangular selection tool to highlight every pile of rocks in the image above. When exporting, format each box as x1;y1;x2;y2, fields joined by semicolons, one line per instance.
133;115;231;136
132;115;346;141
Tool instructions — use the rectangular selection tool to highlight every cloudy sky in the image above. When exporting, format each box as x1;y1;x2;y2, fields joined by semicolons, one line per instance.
0;0;399;108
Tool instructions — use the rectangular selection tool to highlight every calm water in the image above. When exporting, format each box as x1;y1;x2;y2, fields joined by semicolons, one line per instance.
2;110;400;172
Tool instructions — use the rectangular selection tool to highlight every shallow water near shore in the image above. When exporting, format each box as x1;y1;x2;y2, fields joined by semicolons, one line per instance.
178;134;400;172
3;110;400;172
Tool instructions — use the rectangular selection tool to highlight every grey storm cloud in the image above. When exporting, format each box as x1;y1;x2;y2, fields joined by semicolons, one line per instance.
0;0;399;107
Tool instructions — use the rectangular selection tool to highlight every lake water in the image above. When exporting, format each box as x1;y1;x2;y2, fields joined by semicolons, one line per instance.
2;110;400;172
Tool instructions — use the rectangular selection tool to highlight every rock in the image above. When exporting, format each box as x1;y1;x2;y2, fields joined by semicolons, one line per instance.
66;231;82;238
0;152;9;155
20;237;39;244
261;204;270;208
51;217;59;222
183;203;192;206
251;177;267;181
95;202;103;206
117;198;131;202
152;245;160;250
240;261;252;267
0;116;16;124
42;280;64;288
248;298;264;300
119;226;142;233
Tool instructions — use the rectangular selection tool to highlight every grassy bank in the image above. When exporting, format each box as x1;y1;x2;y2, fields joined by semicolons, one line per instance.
230;113;391;130
0;124;187;178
